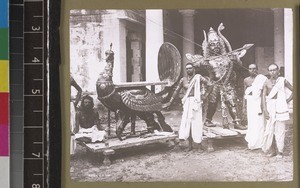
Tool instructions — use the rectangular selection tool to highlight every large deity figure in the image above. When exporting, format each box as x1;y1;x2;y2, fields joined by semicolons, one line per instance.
186;23;252;130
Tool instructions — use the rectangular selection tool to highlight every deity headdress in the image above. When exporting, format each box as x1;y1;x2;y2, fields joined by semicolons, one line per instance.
202;23;232;57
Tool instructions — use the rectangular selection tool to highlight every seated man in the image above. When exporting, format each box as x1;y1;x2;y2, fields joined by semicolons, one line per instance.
73;95;107;143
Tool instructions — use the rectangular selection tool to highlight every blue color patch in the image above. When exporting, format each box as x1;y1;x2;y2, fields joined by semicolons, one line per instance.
0;0;8;28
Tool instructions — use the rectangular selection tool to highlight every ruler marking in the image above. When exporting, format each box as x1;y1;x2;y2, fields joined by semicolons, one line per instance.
10;4;24;6
24;31;43;34
24;158;43;160
24;0;43;2
33;142;43;144
24;63;43;65
33;15;43;18
24;126;42;128
33;174;43;176
33;110;43;113
24;94;43;97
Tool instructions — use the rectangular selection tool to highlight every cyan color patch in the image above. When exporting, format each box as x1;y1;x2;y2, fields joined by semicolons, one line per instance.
0;0;8;28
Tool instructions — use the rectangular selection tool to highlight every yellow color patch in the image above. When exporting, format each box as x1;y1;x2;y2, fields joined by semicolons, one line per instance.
0;60;9;92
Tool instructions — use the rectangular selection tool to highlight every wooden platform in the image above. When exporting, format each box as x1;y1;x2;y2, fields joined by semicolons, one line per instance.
80;126;247;165
202;126;247;152
84;132;177;153
81;132;177;165
203;126;247;138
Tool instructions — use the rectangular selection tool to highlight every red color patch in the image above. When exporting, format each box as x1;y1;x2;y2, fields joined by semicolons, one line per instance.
0;93;8;125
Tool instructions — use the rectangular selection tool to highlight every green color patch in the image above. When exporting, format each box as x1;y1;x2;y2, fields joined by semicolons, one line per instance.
0;29;8;60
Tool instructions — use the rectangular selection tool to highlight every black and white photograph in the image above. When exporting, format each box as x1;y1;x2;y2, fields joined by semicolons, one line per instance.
69;9;294;182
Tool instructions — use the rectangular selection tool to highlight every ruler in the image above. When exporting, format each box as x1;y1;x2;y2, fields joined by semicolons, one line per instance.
24;0;47;187
10;0;48;187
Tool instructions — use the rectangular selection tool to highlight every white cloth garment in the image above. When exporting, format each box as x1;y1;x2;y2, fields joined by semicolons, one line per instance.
262;77;289;153
75;125;106;143
179;74;203;143
244;74;267;150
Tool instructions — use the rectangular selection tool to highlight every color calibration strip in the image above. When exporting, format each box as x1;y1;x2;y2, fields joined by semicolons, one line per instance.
10;0;25;187
0;0;10;187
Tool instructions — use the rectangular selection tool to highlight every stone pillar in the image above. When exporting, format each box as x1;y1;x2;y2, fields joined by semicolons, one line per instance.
179;10;195;76
102;11;127;83
284;8;293;110
284;8;293;84
273;8;284;69
273;8;293;109
146;10;164;92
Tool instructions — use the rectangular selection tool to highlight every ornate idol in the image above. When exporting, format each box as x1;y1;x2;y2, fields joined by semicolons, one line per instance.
186;23;253;129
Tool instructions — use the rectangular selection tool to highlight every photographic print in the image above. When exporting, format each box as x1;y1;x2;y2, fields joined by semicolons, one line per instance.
68;9;294;182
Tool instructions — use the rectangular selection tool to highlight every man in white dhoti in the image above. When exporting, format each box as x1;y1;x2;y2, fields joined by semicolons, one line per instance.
262;64;293;158
164;63;212;151
243;64;267;150
73;95;107;143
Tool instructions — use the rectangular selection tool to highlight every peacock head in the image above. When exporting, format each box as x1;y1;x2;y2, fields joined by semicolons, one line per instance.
98;44;114;82
105;43;114;63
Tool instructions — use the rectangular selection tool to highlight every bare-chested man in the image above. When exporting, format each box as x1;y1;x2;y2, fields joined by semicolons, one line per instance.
74;95;107;143
164;63;212;151
243;64;267;150
262;64;293;158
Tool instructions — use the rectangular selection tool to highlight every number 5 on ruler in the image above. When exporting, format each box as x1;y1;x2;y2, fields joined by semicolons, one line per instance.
32;89;41;94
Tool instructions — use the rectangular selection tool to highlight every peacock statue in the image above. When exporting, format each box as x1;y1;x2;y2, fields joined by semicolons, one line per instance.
96;44;174;140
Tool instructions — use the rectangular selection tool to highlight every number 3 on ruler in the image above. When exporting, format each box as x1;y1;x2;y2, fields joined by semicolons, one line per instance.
32;184;41;188
32;26;40;31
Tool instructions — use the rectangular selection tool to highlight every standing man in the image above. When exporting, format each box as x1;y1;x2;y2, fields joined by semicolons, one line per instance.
163;63;212;151
243;64;267;150
262;64;293;158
